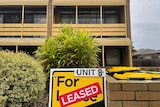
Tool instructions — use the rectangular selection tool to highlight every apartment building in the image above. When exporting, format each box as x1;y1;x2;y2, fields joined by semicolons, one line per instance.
0;0;132;67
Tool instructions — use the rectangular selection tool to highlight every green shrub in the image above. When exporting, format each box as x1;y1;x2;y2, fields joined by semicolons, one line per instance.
0;96;7;107
35;26;100;72
0;51;46;107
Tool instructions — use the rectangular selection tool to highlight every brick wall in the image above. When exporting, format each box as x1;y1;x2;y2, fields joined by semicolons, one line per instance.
106;75;160;107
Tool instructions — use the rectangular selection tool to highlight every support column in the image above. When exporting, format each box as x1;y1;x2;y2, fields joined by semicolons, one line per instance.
21;5;24;38
16;45;18;53
126;0;131;39
102;46;105;67
129;46;133;66
47;0;53;37
76;5;78;28
126;0;132;66
100;5;102;38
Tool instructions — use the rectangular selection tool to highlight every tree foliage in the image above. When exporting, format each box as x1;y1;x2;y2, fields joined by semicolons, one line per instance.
35;26;100;72
0;51;46;107
132;41;137;53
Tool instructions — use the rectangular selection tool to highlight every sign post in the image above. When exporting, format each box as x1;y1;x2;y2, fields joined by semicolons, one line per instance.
49;68;107;107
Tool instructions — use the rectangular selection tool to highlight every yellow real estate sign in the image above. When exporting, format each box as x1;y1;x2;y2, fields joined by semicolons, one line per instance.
49;68;107;107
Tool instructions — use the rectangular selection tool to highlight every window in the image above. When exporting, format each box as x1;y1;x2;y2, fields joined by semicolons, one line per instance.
78;6;100;24
34;14;46;23
1;46;16;52
18;46;38;56
0;6;22;23
24;6;46;23
23;36;46;38
102;36;125;38
105;48;121;66
0;15;4;23
102;6;124;23
55;6;76;24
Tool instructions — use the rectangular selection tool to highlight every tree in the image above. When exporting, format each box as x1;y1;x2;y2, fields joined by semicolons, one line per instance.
35;26;100;72
132;41;137;53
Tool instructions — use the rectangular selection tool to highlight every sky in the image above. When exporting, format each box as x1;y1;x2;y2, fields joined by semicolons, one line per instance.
130;0;160;50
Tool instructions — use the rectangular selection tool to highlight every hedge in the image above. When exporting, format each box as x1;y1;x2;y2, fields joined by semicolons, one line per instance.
0;51;46;107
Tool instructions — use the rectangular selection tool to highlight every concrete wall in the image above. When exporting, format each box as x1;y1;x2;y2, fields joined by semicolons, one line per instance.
106;75;160;107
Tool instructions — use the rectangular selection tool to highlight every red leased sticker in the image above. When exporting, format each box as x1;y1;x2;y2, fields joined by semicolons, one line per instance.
58;82;102;107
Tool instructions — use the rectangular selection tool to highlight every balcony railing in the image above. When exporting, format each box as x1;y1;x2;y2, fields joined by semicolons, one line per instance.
0;24;22;36
23;24;47;36
52;23;127;37
0;23;128;46
0;24;47;38
0;23;126;37
0;23;47;45
102;24;126;37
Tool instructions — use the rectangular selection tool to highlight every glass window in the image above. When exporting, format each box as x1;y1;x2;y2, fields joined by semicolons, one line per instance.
0;15;4;23
78;6;100;24
24;6;46;23
105;48;121;66
0;6;22;23
18;46;38;56
102;36;125;38
102;6;124;24
54;6;76;24
1;46;16;52
34;14;46;23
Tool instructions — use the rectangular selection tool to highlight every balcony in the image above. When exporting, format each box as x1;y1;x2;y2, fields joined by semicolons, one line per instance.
0;24;47;37
53;0;126;5
52;23;127;37
102;24;126;36
0;23;47;46
53;5;126;37
94;38;131;46
23;24;47;36
0;24;22;36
